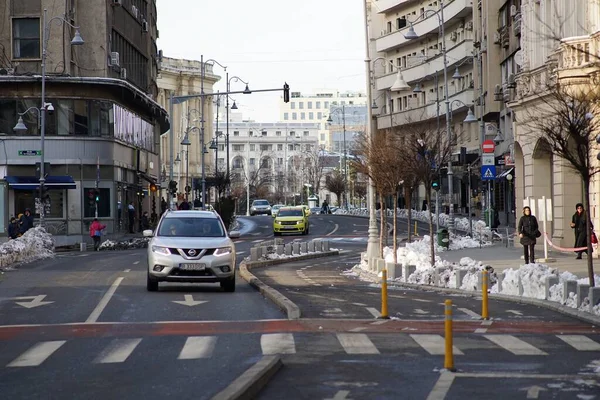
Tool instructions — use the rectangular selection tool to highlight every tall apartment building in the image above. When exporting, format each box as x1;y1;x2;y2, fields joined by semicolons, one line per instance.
279;89;367;150
0;0;168;244
227;122;320;208
369;0;476;212
510;0;600;247
157;56;219;203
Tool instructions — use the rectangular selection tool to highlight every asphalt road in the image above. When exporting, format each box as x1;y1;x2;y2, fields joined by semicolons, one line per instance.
0;214;599;400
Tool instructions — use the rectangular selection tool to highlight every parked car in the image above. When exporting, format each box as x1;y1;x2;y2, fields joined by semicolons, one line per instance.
273;207;309;236
271;204;285;217
250;199;272;216
310;207;321;215
145;210;240;292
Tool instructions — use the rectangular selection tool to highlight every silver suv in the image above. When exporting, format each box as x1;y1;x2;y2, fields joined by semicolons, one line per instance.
144;210;240;292
250;199;271;216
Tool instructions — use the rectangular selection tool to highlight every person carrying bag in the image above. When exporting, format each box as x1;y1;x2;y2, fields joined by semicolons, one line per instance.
518;206;540;264
89;218;107;251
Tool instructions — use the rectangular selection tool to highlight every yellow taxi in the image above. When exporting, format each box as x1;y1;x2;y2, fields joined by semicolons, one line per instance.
273;206;310;236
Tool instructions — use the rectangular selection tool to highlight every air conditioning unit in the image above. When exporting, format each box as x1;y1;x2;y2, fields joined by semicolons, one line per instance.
485;123;497;136
450;32;458;41
465;21;473;31
120;68;127;79
510;5;517;17
142;20;148;32
110;51;120;67
493;31;500;44
111;0;122;6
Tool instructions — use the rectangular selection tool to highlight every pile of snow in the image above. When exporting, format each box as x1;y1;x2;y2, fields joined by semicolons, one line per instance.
99;237;149;251
0;227;54;270
397;209;492;239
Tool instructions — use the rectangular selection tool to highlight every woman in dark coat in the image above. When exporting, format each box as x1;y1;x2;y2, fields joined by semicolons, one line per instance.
518;206;539;264
571;203;592;259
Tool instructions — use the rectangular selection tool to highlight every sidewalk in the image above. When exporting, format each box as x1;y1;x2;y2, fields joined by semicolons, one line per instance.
441;242;593;278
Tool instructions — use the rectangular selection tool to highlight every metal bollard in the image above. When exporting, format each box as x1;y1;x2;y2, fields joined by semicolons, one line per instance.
444;300;456;371
481;270;489;320
379;269;389;319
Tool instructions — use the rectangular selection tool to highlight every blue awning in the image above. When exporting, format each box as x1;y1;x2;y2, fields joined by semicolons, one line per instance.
4;176;77;190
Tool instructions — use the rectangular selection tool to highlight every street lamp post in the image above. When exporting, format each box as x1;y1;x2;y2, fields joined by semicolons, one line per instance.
226;74;248;194
327;105;349;210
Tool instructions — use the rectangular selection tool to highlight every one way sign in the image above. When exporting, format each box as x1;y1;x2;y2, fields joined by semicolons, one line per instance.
481;165;496;181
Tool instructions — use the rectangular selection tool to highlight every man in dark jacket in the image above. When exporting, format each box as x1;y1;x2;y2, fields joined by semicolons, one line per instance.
518;206;539;264
571;203;592;259
8;217;19;239
19;208;34;234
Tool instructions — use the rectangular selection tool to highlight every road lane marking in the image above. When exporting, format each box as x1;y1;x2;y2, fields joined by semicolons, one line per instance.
483;335;547;355
133;261;140;265
85;277;124;324
252;239;263;243
481;320;493;326
123;269;131;272
326;224;339;236
458;308;481;319
261;333;296;355
413;298;432;303
410;334;464;355
557;335;600;351
94;338;142;363
371;320;389;326
352;302;367;306
427;371;456;400
474;328;488;334
7;341;66;367
337;333;379;354
349;327;368;332
178;336;218;359
365;307;381;318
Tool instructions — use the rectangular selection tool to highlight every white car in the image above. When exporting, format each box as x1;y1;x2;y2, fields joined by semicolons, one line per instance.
271;204;285;217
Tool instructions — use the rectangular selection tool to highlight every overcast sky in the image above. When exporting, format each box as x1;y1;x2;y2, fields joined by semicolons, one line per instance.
156;0;366;121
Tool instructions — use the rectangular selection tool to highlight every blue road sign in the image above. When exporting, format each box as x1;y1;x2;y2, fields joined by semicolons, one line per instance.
481;165;496;181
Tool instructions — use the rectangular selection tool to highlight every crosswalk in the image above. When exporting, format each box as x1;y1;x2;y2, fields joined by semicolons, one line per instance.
3;333;600;368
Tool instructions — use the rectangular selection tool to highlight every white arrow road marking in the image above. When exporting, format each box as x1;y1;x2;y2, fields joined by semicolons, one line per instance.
15;295;54;309
519;385;547;399
85;277;124;323
507;310;523;316
172;294;208;307
413;309;430;315
324;390;353;400
7;341;66;367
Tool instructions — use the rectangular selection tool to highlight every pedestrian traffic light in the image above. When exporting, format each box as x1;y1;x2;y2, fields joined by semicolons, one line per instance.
94;189;100;202
88;189;95;207
432;174;440;191
283;82;290;103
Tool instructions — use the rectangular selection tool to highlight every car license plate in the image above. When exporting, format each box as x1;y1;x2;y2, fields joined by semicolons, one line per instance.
179;263;206;271
282;226;296;230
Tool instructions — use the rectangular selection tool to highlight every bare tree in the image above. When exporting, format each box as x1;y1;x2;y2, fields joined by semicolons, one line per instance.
522;83;600;286
354;182;367;207
302;145;328;196
325;170;346;207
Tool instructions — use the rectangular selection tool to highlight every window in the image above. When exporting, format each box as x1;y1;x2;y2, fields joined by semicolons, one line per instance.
84;188;110;218
304;131;309;136
12;18;40;59
299;102;304;109
291;102;296;109
306;144;312;152
290;131;295;136
276;131;282;136
309;112;314;119
284;113;289;120
218;144;225;151
260;144;271;151
317;112;322;120
387;21;392;33
301;112;305;120
324;101;329;109
249;131;254;137
261;130;267;137
233;144;244;151
74;100;89;135
316;101;321;109
277;144;283;151
15;189;65;219
397;17;406;29
233;158;243;168
288;144;294;151
320;133;325;141
308;101;313;109
250;158;255;165
292;112;297;120
277;157;283;165
250;144;256;151
233;131;239;136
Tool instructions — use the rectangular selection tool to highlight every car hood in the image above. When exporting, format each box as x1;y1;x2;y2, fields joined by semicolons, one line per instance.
252;205;270;208
151;236;233;249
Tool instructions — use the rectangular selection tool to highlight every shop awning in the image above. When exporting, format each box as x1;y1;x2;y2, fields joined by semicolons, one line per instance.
137;172;158;185
496;168;514;179
4;176;77;190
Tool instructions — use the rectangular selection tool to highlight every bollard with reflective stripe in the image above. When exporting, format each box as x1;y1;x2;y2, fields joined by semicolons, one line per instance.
444;299;456;371
379;269;390;319
482;270;489;320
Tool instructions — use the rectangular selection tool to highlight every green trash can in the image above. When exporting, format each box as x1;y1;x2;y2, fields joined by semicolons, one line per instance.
483;210;490;227
437;229;450;249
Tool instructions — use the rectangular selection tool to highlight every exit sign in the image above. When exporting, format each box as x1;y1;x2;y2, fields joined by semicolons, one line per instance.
18;150;42;156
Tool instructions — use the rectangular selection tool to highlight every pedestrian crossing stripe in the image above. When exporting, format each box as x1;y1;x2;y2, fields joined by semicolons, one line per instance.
5;333;600;367
483;168;494;178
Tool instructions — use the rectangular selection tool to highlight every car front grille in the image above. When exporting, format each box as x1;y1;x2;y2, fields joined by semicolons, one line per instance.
168;248;215;256
280;221;298;226
170;269;215;277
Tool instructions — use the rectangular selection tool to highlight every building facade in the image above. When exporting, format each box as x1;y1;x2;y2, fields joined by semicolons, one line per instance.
156;56;220;204
0;0;168;244
510;0;600;247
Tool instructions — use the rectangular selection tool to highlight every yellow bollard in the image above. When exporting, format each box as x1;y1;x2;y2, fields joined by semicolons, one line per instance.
444;299;456;371
481;270;489;320
414;221;418;237
379;269;390;319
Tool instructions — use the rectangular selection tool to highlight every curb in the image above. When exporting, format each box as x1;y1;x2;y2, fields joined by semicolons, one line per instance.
369;274;600;326
240;250;340;320
211;355;282;400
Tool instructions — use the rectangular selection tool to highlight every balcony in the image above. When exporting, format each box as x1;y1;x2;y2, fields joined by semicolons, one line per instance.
375;40;473;91
375;0;418;14
375;0;473;53
376;89;474;129
558;33;600;71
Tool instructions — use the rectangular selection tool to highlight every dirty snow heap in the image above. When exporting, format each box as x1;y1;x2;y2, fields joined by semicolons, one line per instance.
0;227;55;271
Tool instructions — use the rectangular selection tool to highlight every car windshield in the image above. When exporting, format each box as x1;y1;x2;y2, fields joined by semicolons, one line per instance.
157;217;225;237
253;200;269;206
278;209;303;217
272;205;281;210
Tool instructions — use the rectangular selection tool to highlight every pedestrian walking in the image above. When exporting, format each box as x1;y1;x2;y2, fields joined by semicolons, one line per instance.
127;202;135;233
141;211;150;231
571;203;593;259
160;197;167;215
89;218;106;251
19;208;34;234
518;206;540;264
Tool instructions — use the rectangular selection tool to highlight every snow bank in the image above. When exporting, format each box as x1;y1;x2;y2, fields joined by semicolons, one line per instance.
0;227;54;270
99;237;149;250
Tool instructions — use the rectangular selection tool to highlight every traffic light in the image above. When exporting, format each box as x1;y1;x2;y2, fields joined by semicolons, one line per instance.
94;189;100;202
168;180;177;196
88;189;96;208
149;183;158;193
41;186;50;203
432;174;440;191
283;82;290;103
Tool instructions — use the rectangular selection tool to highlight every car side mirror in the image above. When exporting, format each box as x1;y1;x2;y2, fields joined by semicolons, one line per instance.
142;229;154;237
229;231;241;239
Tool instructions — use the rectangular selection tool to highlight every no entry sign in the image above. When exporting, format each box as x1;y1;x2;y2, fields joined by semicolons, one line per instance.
482;139;495;153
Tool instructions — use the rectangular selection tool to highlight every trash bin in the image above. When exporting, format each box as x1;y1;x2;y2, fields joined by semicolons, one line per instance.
483;210;490;226
437;229;450;249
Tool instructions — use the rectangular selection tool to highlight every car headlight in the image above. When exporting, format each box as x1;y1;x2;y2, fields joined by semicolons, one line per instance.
274;219;281;224
296;220;303;225
151;245;170;255
214;247;232;256
267;206;271;210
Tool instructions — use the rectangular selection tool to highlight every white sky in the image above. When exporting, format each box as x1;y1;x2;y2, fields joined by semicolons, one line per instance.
156;0;367;122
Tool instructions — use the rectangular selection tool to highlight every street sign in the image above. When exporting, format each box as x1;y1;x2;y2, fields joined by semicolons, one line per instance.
482;154;495;166
18;150;41;156
481;165;496;180
482;140;496;153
